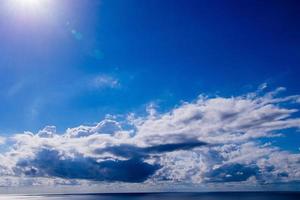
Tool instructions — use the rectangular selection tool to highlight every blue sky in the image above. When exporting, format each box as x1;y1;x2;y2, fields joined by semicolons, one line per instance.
0;0;300;193
0;0;299;133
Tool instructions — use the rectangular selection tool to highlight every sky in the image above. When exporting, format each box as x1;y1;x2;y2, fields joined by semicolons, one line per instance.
0;0;300;193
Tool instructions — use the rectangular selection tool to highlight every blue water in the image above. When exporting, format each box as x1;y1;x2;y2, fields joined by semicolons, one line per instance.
0;192;300;200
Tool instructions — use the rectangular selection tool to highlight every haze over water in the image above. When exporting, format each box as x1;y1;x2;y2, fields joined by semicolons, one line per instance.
1;193;300;200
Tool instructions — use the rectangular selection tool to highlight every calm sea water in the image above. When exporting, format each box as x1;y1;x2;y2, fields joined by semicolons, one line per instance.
0;192;299;200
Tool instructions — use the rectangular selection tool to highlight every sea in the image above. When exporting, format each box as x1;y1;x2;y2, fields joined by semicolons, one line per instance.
0;192;300;200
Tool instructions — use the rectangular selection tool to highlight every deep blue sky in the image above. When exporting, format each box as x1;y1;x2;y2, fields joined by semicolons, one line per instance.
0;0;299;134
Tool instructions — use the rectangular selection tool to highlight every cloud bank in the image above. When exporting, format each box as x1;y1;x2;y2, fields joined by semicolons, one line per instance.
0;87;300;189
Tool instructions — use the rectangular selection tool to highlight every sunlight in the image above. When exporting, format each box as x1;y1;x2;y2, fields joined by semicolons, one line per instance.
6;0;52;18
11;0;44;10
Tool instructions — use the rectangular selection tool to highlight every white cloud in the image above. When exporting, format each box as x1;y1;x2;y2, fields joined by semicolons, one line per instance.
258;82;268;91
0;137;5;145
0;87;300;189
89;74;120;89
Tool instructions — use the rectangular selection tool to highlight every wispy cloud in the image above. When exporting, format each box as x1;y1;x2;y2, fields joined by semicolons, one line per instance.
0;137;6;145
89;74;120;90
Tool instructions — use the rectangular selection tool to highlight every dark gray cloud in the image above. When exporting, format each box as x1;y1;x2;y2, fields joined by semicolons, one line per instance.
206;162;292;183
207;163;260;183
14;141;206;183
95;141;207;159
16;149;160;183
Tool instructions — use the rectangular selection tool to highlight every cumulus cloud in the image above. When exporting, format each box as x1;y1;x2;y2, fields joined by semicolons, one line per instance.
0;87;300;188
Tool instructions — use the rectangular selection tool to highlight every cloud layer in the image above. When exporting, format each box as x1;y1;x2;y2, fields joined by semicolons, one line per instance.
0;87;300;188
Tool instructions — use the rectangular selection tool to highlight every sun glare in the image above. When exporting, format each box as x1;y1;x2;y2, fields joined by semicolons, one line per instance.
7;0;51;15
4;0;54;21
12;0;43;10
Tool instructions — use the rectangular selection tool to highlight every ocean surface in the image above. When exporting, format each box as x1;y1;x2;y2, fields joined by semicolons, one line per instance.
0;192;300;200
